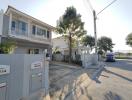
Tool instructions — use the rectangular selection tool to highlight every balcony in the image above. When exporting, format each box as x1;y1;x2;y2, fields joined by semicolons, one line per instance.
9;28;51;45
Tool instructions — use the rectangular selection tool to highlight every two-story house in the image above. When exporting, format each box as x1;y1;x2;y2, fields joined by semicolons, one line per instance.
0;6;54;54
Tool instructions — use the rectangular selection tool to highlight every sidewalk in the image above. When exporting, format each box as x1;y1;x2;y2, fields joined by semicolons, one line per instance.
49;61;104;100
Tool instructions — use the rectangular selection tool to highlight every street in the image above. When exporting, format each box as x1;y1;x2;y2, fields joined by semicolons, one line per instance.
87;59;132;100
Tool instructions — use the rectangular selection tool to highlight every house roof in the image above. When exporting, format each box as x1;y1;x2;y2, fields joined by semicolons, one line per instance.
5;5;55;30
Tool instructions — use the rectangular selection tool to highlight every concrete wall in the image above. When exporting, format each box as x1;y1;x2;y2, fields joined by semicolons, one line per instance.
14;46;47;54
14;47;27;54
81;53;98;68
0;54;49;100
0;10;4;36
53;54;64;61
2;15;9;35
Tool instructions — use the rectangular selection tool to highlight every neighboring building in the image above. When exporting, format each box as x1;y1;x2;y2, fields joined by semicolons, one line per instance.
52;36;68;54
0;6;54;54
52;36;90;61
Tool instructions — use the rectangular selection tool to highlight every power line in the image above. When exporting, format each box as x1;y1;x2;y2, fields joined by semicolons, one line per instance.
84;0;94;11
82;0;93;17
97;0;118;15
83;0;118;53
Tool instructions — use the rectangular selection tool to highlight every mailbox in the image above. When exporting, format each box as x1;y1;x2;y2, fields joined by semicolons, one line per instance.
30;73;42;92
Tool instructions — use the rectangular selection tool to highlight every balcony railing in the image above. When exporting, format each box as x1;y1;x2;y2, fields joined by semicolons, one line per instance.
10;28;51;45
11;28;28;36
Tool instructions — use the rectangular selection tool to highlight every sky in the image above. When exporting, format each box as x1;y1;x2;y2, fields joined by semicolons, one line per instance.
0;0;132;51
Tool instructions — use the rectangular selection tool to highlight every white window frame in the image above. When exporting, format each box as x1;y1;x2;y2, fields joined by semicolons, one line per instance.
35;25;48;39
11;17;28;36
18;18;28;35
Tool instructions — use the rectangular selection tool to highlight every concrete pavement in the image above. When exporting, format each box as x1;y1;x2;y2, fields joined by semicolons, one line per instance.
49;62;103;100
87;59;132;100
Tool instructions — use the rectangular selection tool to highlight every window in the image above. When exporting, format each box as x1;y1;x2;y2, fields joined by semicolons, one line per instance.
37;27;46;37
37;28;43;36
34;49;39;54
22;22;26;31
11;21;16;30
19;21;27;32
28;49;39;54
42;30;46;37
47;31;50;38
32;25;36;35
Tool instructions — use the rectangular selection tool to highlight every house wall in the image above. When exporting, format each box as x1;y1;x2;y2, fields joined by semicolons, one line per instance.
14;47;27;54
1;11;53;56
2;15;9;36
9;14;52;44
52;37;68;54
52;37;68;49
14;46;45;54
0;10;4;36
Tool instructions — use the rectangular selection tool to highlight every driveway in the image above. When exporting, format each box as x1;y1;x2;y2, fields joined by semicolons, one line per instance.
49;62;98;100
87;59;132;100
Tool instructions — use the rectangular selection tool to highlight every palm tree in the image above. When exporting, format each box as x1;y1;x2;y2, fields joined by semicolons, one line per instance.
56;6;86;63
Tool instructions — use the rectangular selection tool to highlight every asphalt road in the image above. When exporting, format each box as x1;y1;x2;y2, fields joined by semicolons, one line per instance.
87;59;132;100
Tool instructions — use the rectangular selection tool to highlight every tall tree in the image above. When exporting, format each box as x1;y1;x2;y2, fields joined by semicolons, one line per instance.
56;6;86;63
81;35;95;50
126;33;132;47
98;36;114;54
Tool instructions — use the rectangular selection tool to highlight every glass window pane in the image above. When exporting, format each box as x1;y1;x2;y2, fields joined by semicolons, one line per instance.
47;31;50;38
11;21;15;30
43;29;46;37
32;25;36;35
37;28;45;36
37;28;41;35
18;21;27;33
22;22;26;31
34;49;39;54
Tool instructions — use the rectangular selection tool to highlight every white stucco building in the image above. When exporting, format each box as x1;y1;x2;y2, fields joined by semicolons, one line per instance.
0;6;54;54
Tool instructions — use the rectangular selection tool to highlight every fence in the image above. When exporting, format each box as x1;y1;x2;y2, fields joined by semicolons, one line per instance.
81;53;98;68
0;54;49;100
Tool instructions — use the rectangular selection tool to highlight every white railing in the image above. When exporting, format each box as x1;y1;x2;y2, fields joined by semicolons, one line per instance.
11;28;28;36
10;29;51;45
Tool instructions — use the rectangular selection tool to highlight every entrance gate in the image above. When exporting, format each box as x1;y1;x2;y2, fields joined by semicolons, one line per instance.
0;54;49;100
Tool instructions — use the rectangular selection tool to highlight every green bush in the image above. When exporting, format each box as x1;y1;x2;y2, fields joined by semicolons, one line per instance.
55;51;61;54
0;40;16;54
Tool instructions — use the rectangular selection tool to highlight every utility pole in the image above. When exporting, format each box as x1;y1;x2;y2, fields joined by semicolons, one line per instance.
85;0;118;53
93;10;97;53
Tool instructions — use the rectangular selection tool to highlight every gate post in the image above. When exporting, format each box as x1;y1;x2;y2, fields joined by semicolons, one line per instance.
43;53;50;100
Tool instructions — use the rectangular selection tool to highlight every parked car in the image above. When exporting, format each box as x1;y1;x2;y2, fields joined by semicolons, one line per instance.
105;53;115;62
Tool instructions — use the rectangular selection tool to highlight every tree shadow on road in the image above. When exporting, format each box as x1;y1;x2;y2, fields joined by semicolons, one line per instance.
104;91;123;100
104;68;132;82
